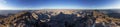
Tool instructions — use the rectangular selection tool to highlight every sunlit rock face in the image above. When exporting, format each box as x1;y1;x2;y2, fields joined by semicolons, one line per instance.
0;10;120;27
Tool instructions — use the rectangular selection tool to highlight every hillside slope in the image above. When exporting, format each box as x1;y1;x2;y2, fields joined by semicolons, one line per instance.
0;10;119;27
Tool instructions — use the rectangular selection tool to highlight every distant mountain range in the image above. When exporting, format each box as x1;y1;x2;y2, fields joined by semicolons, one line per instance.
0;10;120;27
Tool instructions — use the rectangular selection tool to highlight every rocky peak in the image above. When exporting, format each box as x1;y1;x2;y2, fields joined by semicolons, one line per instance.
0;11;37;27
0;10;119;27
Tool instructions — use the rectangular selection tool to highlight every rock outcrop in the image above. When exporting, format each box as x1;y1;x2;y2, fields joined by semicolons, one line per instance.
0;10;119;27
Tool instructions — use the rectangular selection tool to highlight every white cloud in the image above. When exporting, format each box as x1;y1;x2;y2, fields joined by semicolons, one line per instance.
0;0;11;9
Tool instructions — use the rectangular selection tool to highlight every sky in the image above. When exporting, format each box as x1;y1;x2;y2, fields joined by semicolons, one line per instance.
0;0;120;10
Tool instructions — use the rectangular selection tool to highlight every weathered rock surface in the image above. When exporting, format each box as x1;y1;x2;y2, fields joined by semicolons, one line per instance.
0;10;119;27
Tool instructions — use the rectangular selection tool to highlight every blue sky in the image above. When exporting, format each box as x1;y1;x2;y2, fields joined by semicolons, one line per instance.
0;0;120;9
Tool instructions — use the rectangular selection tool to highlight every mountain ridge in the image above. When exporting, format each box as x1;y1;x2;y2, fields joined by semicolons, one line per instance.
0;10;119;27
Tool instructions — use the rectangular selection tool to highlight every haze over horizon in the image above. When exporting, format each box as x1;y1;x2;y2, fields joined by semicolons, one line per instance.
0;10;120;16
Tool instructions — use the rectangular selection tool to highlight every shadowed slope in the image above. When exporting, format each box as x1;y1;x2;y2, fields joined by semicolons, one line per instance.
0;10;119;27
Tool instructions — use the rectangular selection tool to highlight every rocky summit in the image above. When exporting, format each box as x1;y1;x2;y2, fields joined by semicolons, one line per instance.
0;10;120;27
